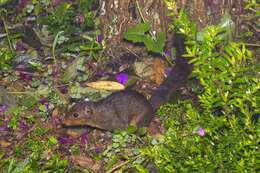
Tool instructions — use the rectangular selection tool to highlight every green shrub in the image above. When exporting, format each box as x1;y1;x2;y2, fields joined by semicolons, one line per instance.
142;26;259;172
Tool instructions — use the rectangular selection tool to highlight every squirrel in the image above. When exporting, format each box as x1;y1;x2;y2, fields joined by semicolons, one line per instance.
62;34;193;131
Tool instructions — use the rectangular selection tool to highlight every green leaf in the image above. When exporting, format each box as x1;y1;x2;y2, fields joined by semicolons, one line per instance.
48;136;58;145
218;10;235;41
126;125;137;134
61;57;85;83
143;32;166;54
123;22;151;42
0;86;17;107
124;23;166;54
20;94;39;107
12;158;29;173
0;0;10;6
7;158;14;173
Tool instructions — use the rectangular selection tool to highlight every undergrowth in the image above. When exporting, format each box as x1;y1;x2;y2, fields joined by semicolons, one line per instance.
0;0;259;172
139;20;260;173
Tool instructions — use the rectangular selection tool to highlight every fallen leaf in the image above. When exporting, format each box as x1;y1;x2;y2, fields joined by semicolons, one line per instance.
70;155;101;171
0;86;18;107
134;59;154;78
52;108;59;117
152;58;167;85
86;81;125;91
65;128;85;138
0;139;12;147
55;88;69;105
61;57;84;83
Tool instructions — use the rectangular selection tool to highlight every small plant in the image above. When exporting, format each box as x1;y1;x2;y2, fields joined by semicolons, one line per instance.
141;24;259;172
124;22;166;54
0;48;14;70
37;1;99;54
102;129;148;172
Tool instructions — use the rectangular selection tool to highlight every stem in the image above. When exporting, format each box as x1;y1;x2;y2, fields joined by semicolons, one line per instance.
106;155;142;173
7;91;35;95
135;0;154;38
2;17;14;53
245;43;260;47
136;0;146;23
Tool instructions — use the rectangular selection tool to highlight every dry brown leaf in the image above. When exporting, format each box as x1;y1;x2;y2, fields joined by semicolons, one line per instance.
65;128;85;138
52;108;59;117
55;89;69;105
86;81;125;91
0;139;12;148
153;58;167;85
70;155;101;171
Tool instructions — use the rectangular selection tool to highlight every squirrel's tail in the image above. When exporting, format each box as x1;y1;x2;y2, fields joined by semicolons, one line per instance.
150;34;193;110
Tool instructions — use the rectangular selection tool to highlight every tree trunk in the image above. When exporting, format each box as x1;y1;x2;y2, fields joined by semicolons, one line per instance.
99;0;171;58
99;0;242;57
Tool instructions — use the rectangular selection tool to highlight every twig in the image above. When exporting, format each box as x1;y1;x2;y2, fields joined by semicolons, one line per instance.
245;43;260;47
135;0;154;37
106;155;142;173
7;91;35;95
2;17;14;53
135;0;146;23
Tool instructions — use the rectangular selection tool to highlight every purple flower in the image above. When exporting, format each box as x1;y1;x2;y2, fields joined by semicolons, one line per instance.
0;105;8;112
115;72;129;85
79;132;88;145
0;122;9;131
0;105;8;117
78;14;85;24
15;66;33;81
39;98;46;104
51;0;61;6
16;0;30;12
96;34;103;43
165;68;172;77
0;125;9;131
164;50;171;57
57;85;68;94
15;41;28;52
197;127;205;136
44;103;49;110
95;146;103;153
48;116;61;126
19;120;29;130
58;136;75;145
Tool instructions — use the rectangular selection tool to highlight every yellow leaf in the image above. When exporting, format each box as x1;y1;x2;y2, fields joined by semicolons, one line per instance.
85;81;125;91
153;58;167;85
70;155;101;171
0;140;11;148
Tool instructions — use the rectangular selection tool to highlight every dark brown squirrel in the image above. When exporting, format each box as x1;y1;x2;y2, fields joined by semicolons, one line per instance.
62;34;192;131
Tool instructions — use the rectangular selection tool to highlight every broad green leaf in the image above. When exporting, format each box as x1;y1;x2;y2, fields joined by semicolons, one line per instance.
123;22;151;42
124;23;166;54
0;87;17;107
61;57;84;83
0;0;10;6
143;33;166;54
20;94;39;107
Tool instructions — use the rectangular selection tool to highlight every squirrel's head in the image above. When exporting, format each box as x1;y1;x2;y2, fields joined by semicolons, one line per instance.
62;101;96;127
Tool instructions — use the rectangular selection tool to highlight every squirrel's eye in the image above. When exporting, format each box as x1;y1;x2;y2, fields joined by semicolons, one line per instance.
73;113;79;117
